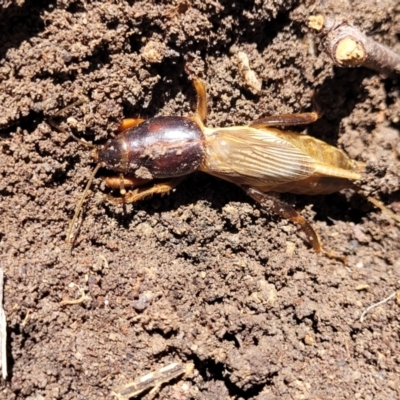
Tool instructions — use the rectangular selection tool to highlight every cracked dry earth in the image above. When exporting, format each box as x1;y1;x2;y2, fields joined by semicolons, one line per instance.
0;0;400;399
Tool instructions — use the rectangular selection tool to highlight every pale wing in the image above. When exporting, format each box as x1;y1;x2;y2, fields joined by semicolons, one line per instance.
202;127;316;187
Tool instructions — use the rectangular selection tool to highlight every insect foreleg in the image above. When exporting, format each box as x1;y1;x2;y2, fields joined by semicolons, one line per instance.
105;177;186;204
104;176;152;190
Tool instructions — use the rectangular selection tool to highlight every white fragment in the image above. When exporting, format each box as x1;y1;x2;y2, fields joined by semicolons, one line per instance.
236;51;262;93
360;291;397;323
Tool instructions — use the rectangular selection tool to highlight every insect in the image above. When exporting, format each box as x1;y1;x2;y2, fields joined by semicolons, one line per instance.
59;78;399;255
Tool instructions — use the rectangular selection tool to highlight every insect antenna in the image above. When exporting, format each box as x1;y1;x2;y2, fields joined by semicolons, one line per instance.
66;164;101;246
48;97;96;149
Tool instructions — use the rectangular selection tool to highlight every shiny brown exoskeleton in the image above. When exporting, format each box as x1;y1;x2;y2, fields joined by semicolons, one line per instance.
96;116;205;179
65;79;400;256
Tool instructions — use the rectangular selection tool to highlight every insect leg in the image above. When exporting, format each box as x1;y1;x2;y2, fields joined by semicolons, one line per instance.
244;187;323;252
249;112;319;128
245;187;345;261
104;175;151;190
192;78;208;123
118;118;146;132
106;177;186;204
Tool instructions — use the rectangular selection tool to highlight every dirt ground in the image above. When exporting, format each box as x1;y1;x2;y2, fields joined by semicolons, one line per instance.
0;0;400;399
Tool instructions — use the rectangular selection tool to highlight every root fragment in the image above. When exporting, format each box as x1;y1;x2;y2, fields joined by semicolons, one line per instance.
360;291;397;323
60;283;91;306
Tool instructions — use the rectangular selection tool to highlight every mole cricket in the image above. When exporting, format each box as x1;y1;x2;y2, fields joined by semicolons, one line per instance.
55;78;400;255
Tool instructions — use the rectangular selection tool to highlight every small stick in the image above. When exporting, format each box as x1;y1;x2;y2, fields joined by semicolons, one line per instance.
66;164;101;246
359;291;397;322
21;310;31;328
0;267;7;379
112;362;194;400
309;15;400;77
60;283;91;306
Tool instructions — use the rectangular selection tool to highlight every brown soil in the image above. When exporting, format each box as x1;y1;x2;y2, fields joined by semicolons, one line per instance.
1;0;400;399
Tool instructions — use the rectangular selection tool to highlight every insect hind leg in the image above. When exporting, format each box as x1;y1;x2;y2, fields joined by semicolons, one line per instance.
192;78;208;124
249;112;320;129
244;187;345;261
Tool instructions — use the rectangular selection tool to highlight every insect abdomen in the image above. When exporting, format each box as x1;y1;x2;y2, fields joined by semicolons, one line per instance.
270;176;356;195
271;129;361;172
267;129;363;194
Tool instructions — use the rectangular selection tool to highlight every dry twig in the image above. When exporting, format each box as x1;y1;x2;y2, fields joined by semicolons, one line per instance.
0;267;7;379
21;310;31;328
309;15;400;77
112;362;194;400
